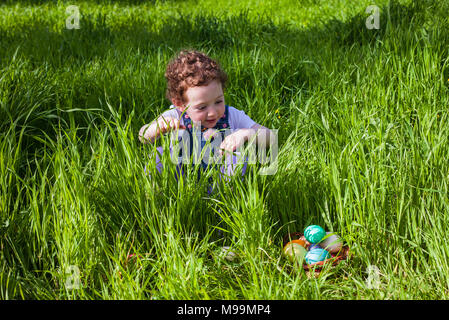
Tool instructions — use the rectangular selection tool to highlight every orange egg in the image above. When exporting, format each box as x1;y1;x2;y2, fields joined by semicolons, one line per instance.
291;239;307;248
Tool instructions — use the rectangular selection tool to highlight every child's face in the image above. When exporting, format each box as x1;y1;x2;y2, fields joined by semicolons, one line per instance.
178;80;225;128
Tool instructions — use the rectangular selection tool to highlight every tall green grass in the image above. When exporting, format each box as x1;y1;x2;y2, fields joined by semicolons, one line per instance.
1;0;449;299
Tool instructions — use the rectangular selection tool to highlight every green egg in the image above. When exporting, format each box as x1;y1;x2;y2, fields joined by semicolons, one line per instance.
304;225;326;243
283;242;307;263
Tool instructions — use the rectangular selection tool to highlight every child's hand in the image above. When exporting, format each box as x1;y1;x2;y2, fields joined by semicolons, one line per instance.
139;116;186;144
156;116;186;135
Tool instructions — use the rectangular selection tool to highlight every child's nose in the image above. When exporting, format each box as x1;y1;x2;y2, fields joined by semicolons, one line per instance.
208;108;218;118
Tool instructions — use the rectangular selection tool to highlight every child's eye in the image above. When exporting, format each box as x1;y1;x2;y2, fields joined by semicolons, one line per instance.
198;106;207;110
215;100;223;104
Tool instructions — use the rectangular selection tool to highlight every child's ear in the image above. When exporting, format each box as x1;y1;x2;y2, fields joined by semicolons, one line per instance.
171;98;184;110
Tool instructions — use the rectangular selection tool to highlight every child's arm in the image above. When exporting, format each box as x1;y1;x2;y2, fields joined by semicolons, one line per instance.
219;124;273;155
139;116;186;144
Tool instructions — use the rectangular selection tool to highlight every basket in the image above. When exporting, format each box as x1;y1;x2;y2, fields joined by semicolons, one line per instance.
282;232;350;272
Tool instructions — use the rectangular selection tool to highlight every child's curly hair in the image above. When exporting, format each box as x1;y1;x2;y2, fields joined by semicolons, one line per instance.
165;50;228;105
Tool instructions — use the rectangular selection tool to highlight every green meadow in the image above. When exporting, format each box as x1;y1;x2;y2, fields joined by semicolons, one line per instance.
1;0;449;299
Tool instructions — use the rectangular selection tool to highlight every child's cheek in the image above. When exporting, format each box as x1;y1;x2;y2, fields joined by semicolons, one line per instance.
191;112;205;124
200;111;208;122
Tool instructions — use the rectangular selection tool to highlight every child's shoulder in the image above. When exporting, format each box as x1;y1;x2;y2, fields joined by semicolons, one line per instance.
160;105;181;119
227;105;246;117
227;105;256;129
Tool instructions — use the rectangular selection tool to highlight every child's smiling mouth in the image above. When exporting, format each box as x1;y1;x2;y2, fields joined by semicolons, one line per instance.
205;118;217;125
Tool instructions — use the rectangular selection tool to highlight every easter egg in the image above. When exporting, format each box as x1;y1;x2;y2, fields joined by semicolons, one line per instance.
283;242;307;263
319;232;343;253
305;248;331;265
291;239;307;248
304;225;326;244
308;243;321;251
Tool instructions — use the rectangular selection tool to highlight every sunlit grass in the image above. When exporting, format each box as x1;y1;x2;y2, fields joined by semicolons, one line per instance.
1;0;449;299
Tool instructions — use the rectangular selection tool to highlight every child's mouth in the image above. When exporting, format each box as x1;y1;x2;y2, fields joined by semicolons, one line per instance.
205;119;217;125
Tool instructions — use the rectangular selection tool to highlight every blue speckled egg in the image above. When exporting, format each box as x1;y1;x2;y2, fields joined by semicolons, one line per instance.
304;225;326;244
308;243;321;251
305;248;331;265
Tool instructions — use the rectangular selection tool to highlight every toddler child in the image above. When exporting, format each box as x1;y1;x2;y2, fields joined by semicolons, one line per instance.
139;50;272;180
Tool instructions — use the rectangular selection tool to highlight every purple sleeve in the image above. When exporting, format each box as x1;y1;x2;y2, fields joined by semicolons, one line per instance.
160;106;182;122
228;106;256;129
